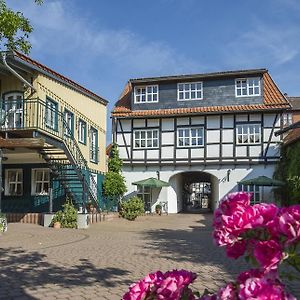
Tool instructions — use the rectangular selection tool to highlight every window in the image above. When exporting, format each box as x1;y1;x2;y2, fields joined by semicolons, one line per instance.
3;92;23;129
64;109;74;136
32;169;50;195
134;85;158;103
134;129;159;148
236;124;261;144
177;127;204;147
90;127;98;163
239;184;261;205
137;186;151;212
283;113;293;127
235;78;260;97
78;119;87;144
177;82;203;101
45;98;58;130
5;169;23;196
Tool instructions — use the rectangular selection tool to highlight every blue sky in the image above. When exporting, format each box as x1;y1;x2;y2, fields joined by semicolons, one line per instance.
9;0;300;143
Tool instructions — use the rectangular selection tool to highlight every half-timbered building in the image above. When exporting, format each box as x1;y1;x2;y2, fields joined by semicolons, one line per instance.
0;51;107;214
112;69;290;213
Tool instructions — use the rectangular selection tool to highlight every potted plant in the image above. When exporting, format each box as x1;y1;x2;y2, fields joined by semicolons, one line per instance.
0;213;7;233
155;204;162;215
51;211;63;229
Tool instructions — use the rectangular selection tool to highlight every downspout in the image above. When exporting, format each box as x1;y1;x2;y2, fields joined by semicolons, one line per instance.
1;52;36;91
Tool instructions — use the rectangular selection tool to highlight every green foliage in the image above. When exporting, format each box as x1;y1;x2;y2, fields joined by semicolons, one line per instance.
119;196;144;221
108;143;123;173
103;171;127;199
0;0;43;54
51;198;77;228
274;140;300;205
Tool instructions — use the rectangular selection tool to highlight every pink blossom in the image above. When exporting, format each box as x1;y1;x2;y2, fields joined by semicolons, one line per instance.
122;271;164;300
252;203;279;231
217;283;237;300
253;240;283;272
199;295;217;300
226;240;246;259
219;192;251;215
277;205;300;243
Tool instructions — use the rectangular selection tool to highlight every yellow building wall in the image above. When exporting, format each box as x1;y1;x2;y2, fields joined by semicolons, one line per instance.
34;73;107;173
0;72;107;173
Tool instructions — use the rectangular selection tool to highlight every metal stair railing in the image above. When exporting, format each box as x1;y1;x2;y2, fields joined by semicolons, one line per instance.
0;98;102;211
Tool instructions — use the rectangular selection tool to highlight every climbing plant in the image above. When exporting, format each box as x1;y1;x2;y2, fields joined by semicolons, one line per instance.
274;140;300;205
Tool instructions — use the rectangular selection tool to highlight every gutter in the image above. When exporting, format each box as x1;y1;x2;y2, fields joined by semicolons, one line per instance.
1;52;36;91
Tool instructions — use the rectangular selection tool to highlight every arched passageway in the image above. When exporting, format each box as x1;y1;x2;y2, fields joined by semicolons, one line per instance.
169;171;219;213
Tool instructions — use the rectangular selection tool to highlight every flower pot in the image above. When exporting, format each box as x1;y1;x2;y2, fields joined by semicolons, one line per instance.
155;209;162;216
53;222;61;229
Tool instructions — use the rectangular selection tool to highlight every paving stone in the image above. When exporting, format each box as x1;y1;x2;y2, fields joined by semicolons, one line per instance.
0;215;299;299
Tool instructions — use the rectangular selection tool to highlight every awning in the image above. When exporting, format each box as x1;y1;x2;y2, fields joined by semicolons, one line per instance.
132;177;170;188
239;176;285;187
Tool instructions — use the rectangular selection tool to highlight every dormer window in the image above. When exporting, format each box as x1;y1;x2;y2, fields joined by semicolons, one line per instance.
134;85;158;103
235;78;260;97
177;82;203;101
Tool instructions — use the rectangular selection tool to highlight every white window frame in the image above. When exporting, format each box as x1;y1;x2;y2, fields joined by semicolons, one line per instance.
134;85;159;103
235;78;261;97
236;124;261;145
134;129;159;149
78;119;86;144
31;168;50;196
240;184;262;204
3;92;23;129
64;109;73;136
177;127;204;147
5;169;23;196
90;127;98;163
45;98;58;130
282;113;293;127
177;82;203;101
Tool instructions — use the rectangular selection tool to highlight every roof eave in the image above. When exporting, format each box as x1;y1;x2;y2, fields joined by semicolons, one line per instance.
9;52;109;106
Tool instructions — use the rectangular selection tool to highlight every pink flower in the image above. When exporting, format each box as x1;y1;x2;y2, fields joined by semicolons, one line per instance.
252;203;279;232
226;240;246;259
253;240;283;272
157;270;197;300
219;192;251;215
237;270;293;300
277;205;300;243
217;283;237;300
199;295;217;300
122;271;164;300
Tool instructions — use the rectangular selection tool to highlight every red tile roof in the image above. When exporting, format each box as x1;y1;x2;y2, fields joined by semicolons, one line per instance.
12;51;108;105
112;71;290;118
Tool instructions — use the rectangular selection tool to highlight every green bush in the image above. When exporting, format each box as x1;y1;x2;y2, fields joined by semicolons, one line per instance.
119;196;144;221
51;199;77;228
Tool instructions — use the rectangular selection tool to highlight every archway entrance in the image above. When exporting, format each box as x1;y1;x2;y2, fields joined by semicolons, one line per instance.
169;171;219;213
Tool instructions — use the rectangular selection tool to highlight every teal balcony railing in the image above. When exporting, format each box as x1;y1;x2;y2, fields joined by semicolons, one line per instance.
0;98;102;210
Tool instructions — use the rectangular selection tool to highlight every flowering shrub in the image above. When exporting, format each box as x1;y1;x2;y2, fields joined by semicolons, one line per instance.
123;192;299;299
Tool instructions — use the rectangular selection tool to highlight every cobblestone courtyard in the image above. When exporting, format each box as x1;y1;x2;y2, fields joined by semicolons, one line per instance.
0;214;299;299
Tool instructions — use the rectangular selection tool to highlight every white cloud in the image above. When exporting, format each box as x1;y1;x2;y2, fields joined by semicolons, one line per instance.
223;20;300;68
9;0;200;76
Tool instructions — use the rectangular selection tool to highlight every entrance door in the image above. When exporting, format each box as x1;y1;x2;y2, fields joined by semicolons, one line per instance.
183;181;211;212
3;92;23;128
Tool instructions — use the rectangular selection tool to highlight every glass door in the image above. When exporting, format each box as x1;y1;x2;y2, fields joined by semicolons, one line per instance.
3;92;23;128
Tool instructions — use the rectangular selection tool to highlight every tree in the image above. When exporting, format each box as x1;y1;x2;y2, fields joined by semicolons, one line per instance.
0;0;43;54
103;144;127;201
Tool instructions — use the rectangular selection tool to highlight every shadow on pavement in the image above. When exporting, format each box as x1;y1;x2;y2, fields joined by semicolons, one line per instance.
0;247;131;298
141;214;249;275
